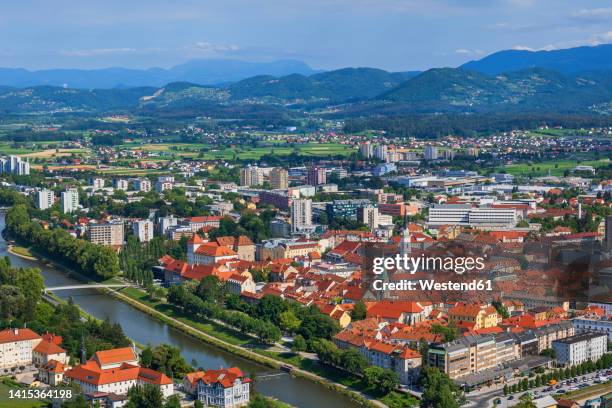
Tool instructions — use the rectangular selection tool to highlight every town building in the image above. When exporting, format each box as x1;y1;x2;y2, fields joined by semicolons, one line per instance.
36;189;54;210
88;221;124;246
424;145;438;160
184;367;250;407
270;167;289;190
61;188;79;214
307;167;326;186
552;332;608;366
240;166;262;187
0;328;42;370
134;178;151;192
291;199;313;234
132;219;154;242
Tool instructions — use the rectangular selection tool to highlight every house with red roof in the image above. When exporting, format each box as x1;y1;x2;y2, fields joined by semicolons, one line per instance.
183;367;251;407
0;328;42;370
64;346;173;398
33;334;67;367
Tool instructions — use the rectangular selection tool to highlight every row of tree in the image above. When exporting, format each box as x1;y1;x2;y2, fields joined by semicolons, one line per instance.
167;285;282;343
5;204;120;280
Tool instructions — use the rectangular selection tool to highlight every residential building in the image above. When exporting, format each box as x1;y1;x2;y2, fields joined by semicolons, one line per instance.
65;347;173;398
270;167;289;190
158;216;178;235
188;236;239;265
132;220;154;243
373;163;397;176
307;167;326;186
291;199;312;233
240;166;262;187
61;188;79;214
572;316;612;340
0;328;42;370
359;142;374;159
114;179;129;191
134;178;151;192
374;145;388;162
36;189;54;210
552;332;608;366
424;145;438;160
184;367;250;407
88;221;124;246
0;155;30;175
90;177;105;190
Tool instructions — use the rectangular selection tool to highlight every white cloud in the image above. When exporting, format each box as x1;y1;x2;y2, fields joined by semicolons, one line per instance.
454;48;485;56
570;8;612;21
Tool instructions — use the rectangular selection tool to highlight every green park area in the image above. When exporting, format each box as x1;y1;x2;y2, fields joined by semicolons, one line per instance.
504;158;610;177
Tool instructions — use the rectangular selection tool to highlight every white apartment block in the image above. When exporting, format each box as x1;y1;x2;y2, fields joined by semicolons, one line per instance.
36;189;54;210
424;145;438;160
291;199;312;233
134;178;151;192
428;204;517;228
552;332;608;366
0;328;42;370
90;177;105;190
61;188;79;214
0;155;30;175
114;179;129;191
132;220;154;242
572;317;612;341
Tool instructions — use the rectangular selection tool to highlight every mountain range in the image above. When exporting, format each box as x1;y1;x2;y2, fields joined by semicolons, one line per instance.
0;59;317;88
2;44;612;116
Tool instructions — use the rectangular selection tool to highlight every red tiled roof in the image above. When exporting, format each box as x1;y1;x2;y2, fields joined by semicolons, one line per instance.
0;328;41;344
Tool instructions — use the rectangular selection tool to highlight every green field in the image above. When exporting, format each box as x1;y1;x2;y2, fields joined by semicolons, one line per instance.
0;379;46;408
118;142;355;161
504;158;610;177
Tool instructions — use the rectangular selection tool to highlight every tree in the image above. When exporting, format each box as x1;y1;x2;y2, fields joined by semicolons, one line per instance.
340;348;368;374
197;275;224;303
194;400;204;408
420;367;464;408
164;395;181;408
351;301;367;321
125;384;163;408
279;310;301;334
291;335;307;352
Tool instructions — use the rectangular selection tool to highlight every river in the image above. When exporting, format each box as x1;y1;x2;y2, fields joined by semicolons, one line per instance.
0;215;356;408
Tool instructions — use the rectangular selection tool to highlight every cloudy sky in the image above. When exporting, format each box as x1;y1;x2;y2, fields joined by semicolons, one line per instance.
2;0;612;71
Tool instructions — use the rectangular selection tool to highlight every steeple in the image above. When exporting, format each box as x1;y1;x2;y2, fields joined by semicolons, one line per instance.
80;333;87;364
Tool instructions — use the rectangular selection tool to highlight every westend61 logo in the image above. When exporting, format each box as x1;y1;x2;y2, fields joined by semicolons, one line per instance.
361;238;596;303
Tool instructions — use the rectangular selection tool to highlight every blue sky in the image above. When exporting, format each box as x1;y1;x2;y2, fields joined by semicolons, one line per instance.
2;0;612;71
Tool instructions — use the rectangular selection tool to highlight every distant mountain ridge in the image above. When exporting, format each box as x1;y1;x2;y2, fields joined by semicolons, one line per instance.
461;44;612;74
0;59;318;88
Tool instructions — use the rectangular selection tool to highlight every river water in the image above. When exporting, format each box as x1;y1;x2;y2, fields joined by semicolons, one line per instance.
0;215;356;408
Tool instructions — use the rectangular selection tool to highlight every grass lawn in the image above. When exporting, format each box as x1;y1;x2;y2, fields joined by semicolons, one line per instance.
0;378;46;408
10;246;33;258
504;158;610;177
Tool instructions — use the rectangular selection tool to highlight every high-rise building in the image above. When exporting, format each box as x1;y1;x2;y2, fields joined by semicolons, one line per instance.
240;166;262;187
132;220;154;242
359;142;374;159
606;215;612;250
306;167;326;186
374;145;388;162
270;168;289;190
424;145;438;161
158;216;178;235
291;199;312;233
88;221;124;246
0;155;30;175
134;179;151;192
36;189;54;210
359;206;380;230
114;179;129;191
89;177;105;190
60;188;79;213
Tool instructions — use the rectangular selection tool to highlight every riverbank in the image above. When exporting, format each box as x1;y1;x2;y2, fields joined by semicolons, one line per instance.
106;288;385;408
7;244;37;261
17;246;383;408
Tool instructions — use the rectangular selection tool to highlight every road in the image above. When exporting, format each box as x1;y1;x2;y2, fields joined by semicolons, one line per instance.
467;370;610;408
